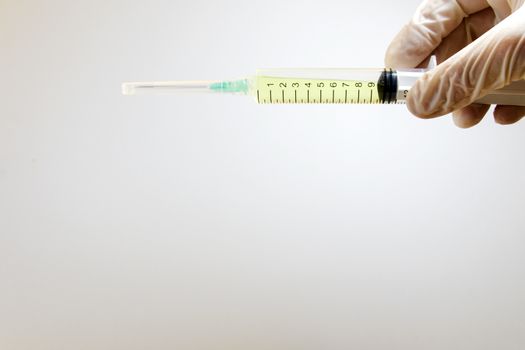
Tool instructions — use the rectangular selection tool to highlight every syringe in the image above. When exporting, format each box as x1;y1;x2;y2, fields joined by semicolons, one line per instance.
122;58;525;106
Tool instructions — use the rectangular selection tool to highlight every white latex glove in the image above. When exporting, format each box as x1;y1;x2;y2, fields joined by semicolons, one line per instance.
385;0;525;128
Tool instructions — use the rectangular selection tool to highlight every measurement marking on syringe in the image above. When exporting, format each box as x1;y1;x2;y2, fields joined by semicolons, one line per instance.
255;77;384;104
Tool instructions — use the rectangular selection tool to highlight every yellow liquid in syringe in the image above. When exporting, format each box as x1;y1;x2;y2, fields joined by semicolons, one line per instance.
254;76;380;104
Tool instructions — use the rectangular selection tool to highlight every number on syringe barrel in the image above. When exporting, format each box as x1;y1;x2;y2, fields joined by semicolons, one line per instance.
266;80;375;90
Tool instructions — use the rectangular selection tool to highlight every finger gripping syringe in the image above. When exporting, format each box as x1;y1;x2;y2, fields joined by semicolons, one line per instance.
122;58;525;106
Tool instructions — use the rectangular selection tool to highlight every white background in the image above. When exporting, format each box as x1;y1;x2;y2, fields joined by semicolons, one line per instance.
1;0;525;349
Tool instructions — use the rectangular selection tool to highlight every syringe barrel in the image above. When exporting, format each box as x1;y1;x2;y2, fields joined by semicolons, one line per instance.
255;66;525;105
254;68;389;104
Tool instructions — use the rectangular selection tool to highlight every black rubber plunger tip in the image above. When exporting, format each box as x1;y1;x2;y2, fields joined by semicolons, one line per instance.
377;69;398;104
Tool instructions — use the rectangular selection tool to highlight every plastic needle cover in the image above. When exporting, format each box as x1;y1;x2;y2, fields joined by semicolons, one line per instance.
123;81;218;95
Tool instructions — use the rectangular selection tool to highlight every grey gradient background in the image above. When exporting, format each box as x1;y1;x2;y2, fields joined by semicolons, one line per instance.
1;0;525;349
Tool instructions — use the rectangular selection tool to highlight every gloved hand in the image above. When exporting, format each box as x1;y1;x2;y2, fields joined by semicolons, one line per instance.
385;0;525;128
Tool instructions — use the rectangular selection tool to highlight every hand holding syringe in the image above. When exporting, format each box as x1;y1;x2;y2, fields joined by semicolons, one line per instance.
124;0;525;128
